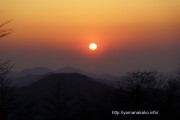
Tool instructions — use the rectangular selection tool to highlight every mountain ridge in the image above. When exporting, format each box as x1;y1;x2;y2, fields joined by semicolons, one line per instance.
11;66;122;87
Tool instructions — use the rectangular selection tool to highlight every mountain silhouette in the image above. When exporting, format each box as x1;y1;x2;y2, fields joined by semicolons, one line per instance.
12;66;122;87
12;66;53;78
56;66;84;73
16;73;113;104
56;66;122;87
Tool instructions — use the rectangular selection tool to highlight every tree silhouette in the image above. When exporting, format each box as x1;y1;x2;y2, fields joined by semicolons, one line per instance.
0;60;18;120
0;19;14;120
0;19;12;38
123;71;164;110
164;70;180;116
0;59;14;120
13;102;38;120
42;80;69;120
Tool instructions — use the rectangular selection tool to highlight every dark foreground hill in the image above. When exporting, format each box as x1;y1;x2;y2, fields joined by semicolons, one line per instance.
10;72;180;120
17;73;112;102
14;73;114;120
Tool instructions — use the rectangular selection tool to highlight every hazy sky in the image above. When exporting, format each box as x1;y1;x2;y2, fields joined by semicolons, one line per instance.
0;0;180;75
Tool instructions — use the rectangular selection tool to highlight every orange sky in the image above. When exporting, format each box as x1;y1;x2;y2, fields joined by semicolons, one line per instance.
0;0;180;74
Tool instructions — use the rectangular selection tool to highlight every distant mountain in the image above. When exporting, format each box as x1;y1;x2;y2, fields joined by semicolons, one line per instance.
12;67;53;78
11;73;52;87
56;66;121;87
11;66;122;87
56;66;84;73
17;73;113;103
56;66;120;80
11;74;41;87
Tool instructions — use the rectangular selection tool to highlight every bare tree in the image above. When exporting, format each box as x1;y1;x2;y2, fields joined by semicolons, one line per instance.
42;80;68;120
0;59;13;108
124;71;164;109
0;18;14;120
0;59;13;119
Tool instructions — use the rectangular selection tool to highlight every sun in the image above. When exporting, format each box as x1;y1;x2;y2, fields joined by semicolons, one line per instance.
89;43;97;51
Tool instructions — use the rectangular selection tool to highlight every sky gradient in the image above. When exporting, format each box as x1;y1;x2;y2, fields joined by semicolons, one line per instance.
0;0;180;75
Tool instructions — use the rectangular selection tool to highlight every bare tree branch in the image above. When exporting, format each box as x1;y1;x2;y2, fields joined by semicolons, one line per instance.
0;59;13;109
0;19;13;29
0;19;13;38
